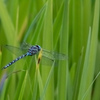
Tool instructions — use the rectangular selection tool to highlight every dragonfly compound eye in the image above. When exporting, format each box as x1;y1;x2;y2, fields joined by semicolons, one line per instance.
36;45;41;51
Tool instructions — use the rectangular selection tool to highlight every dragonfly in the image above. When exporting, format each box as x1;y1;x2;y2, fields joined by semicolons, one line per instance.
1;43;67;70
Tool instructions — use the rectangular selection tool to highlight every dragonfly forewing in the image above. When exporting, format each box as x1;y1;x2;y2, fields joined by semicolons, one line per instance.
39;49;67;66
20;42;31;50
42;49;68;60
3;45;29;56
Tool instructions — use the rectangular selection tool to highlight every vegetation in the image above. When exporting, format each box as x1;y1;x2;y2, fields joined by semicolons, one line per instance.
0;0;99;100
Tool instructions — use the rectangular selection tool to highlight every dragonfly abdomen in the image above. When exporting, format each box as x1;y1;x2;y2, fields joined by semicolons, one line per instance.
2;54;27;69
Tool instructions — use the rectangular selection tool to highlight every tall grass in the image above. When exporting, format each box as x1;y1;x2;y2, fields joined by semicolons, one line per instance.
0;0;100;100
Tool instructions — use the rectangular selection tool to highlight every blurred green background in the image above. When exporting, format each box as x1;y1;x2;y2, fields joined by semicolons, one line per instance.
0;0;100;100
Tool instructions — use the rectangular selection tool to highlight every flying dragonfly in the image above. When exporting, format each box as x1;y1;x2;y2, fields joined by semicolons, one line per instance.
1;43;67;70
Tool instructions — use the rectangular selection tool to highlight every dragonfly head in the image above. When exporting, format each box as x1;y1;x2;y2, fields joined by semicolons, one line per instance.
35;45;41;51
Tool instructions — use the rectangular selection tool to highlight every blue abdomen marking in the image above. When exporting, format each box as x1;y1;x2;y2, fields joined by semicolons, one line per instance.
2;54;27;69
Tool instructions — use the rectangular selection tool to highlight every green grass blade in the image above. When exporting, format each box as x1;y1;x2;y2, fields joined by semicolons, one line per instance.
83;0;99;99
18;71;28;100
23;4;46;41
57;0;69;100
92;43;100;100
53;2;64;47
41;0;54;100
77;29;91;100
72;0;82;63
40;63;55;100
0;1;16;44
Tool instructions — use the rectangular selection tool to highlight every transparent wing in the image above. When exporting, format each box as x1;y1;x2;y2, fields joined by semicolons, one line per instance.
3;42;34;56
3;45;28;56
42;49;68;60
39;49;68;66
40;56;55;66
20;42;31;50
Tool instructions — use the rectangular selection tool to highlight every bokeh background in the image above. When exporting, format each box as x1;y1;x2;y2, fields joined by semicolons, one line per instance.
0;0;100;100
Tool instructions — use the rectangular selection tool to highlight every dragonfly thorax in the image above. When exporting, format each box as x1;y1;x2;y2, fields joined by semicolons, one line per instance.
27;45;41;56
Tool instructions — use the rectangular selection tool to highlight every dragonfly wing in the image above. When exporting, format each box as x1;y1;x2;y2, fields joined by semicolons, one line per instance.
40;56;56;66
52;52;68;60
20;42;31;50
40;49;67;66
42;49;68;60
3;45;28;56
